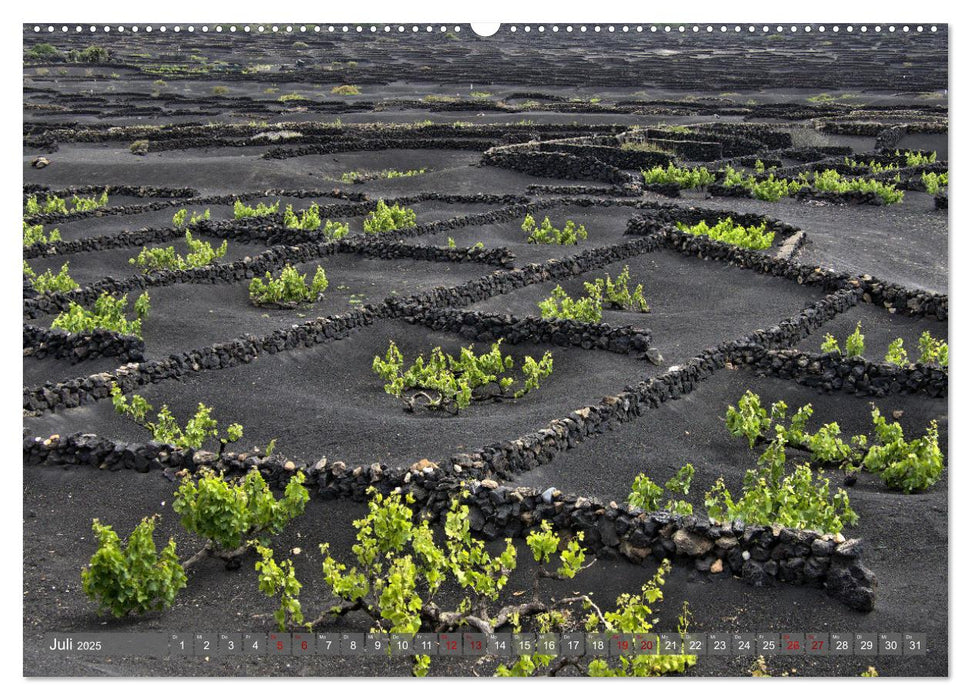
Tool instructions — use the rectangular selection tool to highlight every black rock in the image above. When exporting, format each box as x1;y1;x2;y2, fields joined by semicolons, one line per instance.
825;563;877;612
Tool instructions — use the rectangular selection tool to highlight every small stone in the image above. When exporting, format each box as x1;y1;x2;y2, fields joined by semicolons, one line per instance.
715;535;738;550
598;519;620;547
672;529;713;557
480;479;499;489
810;538;836;557
619;540;650;562
742;550;751;561
32;157;50;169
541;487;557;504
192;450;217;465
826;563;877;612
412;458;437;472
710;559;724;574
835;538;865;559
741;560;770;587
643;347;664;365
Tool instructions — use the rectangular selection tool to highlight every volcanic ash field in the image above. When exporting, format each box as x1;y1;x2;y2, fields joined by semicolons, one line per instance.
22;26;948;677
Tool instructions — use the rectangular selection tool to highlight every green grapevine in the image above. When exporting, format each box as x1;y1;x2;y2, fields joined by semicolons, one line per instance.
173;468;309;552
899;150;936;167
820;321;865;357
521;214;588;245
675;217;775;250
130;231;228;272
81;516;187;617
641;164;716;189
537;285;603;322
725;391;944;493
23;221;62;246
372;339;553;412
52;291;150;338
918;331;948;367
283;203;322;231
254;545;305;631
23;261;78;294
172;208;210;228
110;386;244;453
234;200;280;219
316;489;695;677
249;264;329;307
885;338;908;366
363;200;417;233
921;172;948;194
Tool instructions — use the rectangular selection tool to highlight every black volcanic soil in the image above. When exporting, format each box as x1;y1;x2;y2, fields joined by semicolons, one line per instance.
23;318;658;468
642;190;948;294
793;302;949;362
29;236;272;287
23;463;945;677
468;248;824;363
28;254;500;362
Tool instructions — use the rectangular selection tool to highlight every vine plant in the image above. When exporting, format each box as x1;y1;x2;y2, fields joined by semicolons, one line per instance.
130;231;228;272
249;264;329;307
704;434;859;534
363;200;417;233
921;172;948;194
110;387;244;455
283;203;322;231
641;164;716;189
81;516;187;618
25;189;108;216
823;324;948;368
372;340;553;412
538;285;604;323
521;214;588;245
725;390;943;493
172;208;210;227
538;266;649;322
81;481;697;677
675;217;776;250
23;221;61;246
52;291;150;337
174;468;309;568
820;321;865;357
81;467;308;617
234;200;280;219
629;464;695;515
23;261;78;294
298;490;697;676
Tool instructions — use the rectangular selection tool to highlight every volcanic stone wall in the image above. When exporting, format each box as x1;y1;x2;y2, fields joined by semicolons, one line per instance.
481;148;633;185
23;430;877;612
397;307;654;357
23;306;385;414
731;347;948;398
23;324;145;364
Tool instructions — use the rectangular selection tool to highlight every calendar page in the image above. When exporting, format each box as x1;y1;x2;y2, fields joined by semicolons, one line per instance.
21;20;948;680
